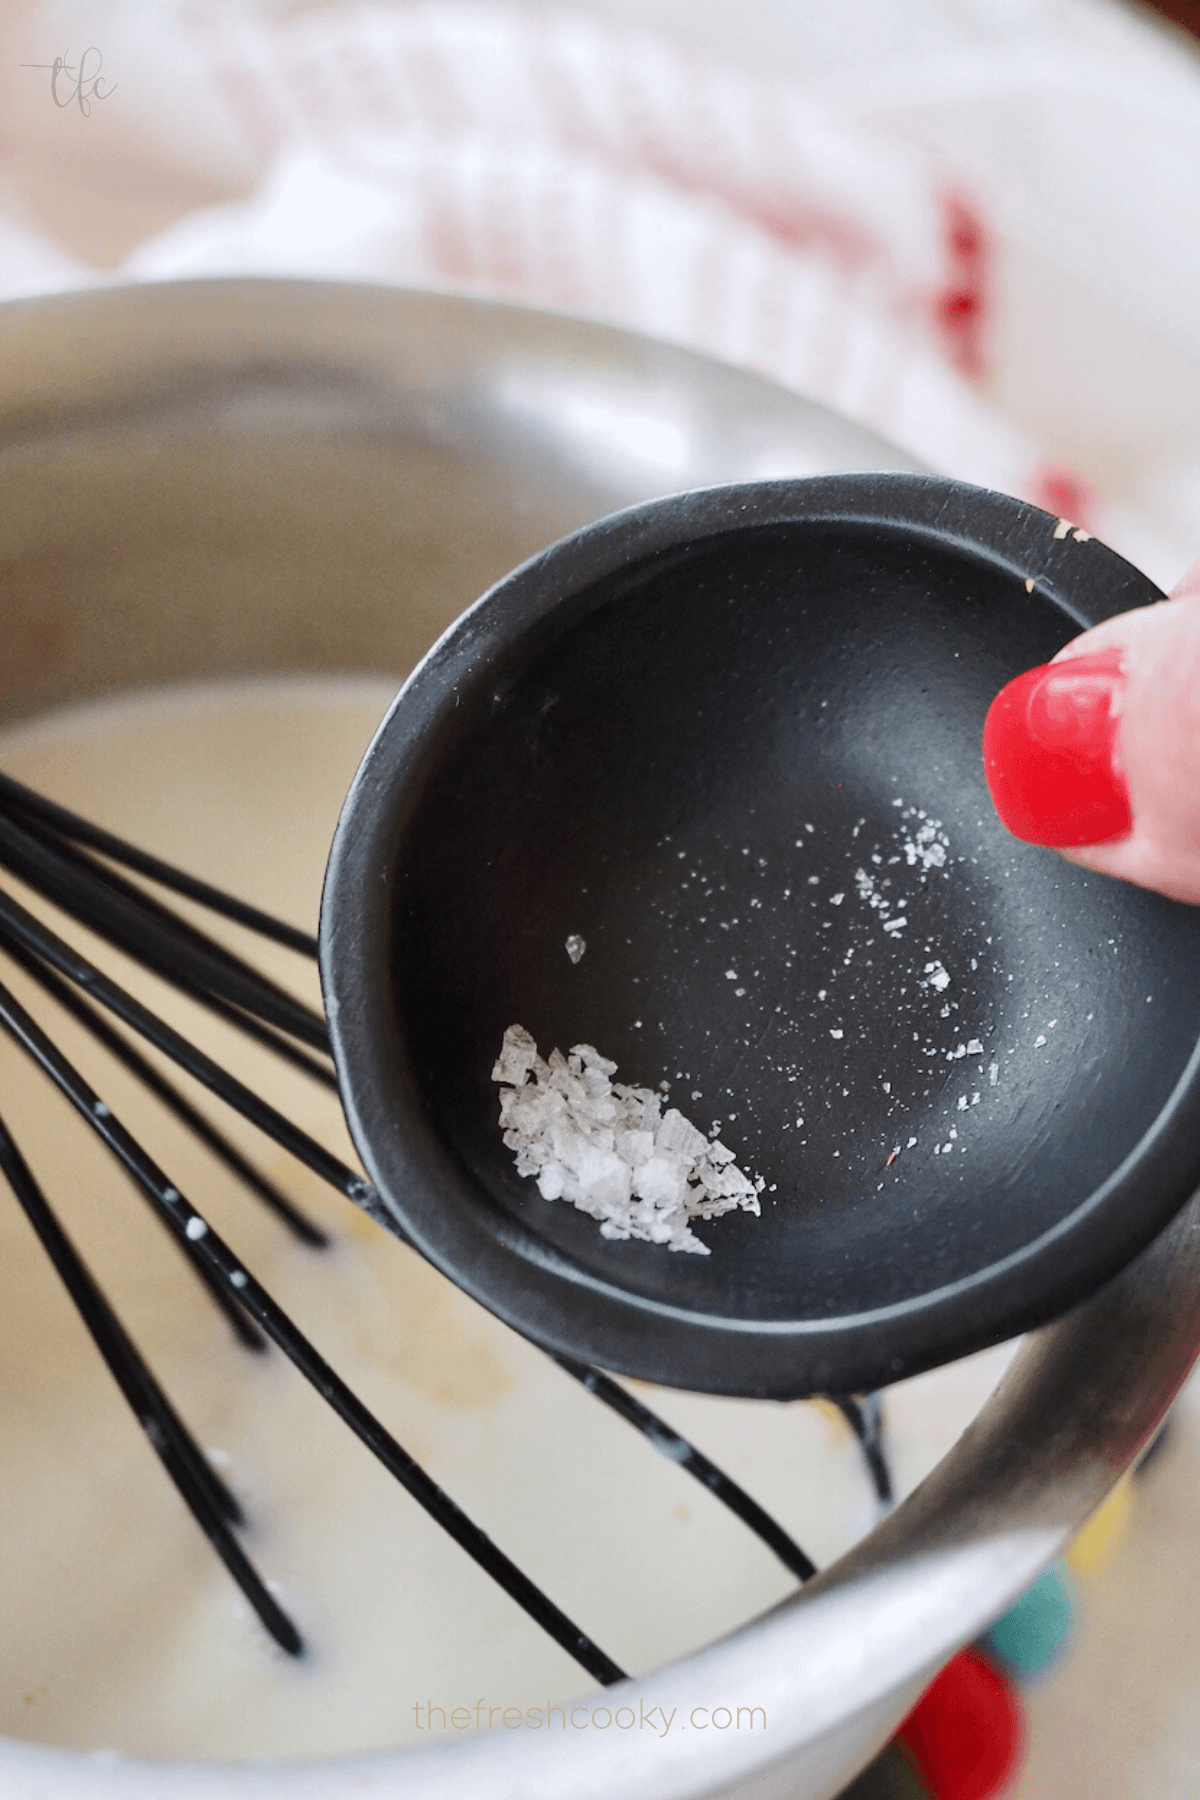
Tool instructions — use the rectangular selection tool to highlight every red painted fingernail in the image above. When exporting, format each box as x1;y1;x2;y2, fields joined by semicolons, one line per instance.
982;648;1132;847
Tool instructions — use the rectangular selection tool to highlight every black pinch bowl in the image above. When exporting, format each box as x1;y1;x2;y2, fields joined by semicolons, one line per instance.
320;473;1200;1399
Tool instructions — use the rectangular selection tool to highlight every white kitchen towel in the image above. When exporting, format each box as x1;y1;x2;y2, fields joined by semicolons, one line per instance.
2;0;1199;584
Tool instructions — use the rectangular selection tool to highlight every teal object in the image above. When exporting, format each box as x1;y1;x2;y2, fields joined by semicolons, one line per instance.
982;1561;1079;1678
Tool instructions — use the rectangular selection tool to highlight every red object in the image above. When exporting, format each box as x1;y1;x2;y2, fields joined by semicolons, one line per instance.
898;1648;1026;1800
1031;467;1094;532
939;195;989;381
982;648;1132;847
1139;1;1200;39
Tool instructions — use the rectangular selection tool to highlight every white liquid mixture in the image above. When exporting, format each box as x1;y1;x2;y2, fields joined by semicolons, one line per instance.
0;678;1013;1763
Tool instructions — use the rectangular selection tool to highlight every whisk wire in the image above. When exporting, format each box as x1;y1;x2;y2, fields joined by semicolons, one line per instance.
2;934;328;1248
0;965;626;1687
0;807;332;1061
0;1108;304;1655
552;1355;818;1581
0;778;895;1687
0;960;269;1348
0;772;319;957
0;886;377;1213
833;1395;892;1508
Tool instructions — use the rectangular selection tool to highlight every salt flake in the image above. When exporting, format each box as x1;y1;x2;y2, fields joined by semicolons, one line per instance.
492;1026;761;1255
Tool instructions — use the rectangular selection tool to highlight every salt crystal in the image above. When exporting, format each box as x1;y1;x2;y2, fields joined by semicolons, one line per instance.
492;1025;538;1087
657;1109;708;1159
492;1026;760;1254
615;1129;655;1166
634;1156;685;1208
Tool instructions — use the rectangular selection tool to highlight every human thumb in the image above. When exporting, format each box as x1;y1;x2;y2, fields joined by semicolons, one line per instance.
983;559;1200;905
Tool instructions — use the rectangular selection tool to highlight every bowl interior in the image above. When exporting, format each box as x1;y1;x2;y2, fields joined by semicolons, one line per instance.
334;478;1200;1394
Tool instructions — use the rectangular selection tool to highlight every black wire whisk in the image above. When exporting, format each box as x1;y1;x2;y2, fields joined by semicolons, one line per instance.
0;768;891;1684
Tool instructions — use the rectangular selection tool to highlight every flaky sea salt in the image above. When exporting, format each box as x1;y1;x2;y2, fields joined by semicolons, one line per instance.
895;810;950;871
491;1026;762;1256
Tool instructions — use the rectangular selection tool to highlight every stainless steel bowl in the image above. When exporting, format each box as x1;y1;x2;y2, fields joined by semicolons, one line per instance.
1;277;1197;1800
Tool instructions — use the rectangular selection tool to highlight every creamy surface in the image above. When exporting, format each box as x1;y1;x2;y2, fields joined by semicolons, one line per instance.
0;678;1013;1762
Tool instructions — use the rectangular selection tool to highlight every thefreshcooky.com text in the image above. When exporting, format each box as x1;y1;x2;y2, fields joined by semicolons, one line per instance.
411;1701;766;1737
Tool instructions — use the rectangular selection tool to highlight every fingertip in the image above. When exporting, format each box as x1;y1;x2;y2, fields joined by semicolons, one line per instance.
982;653;1131;849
